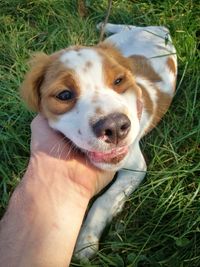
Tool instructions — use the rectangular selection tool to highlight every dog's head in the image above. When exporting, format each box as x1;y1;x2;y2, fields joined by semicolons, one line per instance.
21;44;143;170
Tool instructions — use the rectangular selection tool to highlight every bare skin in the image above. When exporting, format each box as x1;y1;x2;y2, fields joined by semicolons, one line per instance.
0;115;114;267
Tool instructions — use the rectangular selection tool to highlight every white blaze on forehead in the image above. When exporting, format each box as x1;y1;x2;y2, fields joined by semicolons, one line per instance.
60;48;103;87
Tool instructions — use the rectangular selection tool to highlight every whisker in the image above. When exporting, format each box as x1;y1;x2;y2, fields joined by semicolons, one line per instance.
49;139;64;156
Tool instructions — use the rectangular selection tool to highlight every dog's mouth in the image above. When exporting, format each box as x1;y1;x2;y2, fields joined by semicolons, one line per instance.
86;146;129;164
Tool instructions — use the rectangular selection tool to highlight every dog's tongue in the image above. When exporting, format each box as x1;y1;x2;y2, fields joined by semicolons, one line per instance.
88;146;128;163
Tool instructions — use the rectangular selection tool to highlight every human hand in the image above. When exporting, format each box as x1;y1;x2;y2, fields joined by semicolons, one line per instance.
30;114;115;198
0;114;114;267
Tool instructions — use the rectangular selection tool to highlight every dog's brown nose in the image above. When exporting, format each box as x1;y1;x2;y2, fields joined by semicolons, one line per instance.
92;113;131;144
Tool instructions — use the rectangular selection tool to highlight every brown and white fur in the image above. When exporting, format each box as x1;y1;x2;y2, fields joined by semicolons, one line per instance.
21;23;177;259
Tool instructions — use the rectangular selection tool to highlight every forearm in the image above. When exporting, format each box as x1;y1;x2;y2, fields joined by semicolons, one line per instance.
0;154;89;267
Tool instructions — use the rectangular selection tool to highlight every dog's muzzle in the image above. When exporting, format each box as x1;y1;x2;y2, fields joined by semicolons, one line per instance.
92;112;131;145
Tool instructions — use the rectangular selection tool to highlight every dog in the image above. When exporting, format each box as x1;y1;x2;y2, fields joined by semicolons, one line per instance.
21;23;177;259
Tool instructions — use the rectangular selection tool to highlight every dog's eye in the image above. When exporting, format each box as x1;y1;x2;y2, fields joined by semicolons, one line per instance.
56;90;74;101
114;77;123;85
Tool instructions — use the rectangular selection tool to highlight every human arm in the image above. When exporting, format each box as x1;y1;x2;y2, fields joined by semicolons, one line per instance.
0;115;114;267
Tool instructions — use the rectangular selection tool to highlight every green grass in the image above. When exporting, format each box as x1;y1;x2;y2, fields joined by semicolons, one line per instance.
0;0;199;266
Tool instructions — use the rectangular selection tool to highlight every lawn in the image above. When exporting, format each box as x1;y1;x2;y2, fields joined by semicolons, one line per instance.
0;0;199;266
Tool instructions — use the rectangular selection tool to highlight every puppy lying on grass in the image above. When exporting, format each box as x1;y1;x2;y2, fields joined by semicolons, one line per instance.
21;23;177;259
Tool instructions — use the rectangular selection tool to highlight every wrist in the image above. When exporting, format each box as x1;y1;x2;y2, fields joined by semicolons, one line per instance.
17;151;90;223
3;152;90;266
27;152;90;265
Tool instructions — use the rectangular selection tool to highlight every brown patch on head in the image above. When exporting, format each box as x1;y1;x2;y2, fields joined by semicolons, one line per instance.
40;61;80;118
129;55;162;83
97;43;142;98
21;51;80;120
167;57;176;74
83;61;93;73
95;107;103;115
97;43;132;71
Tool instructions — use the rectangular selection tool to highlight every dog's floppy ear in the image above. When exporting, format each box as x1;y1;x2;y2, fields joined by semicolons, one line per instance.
20;52;50;111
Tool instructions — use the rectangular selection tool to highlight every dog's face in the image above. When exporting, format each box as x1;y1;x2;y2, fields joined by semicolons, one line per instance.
21;44;142;170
